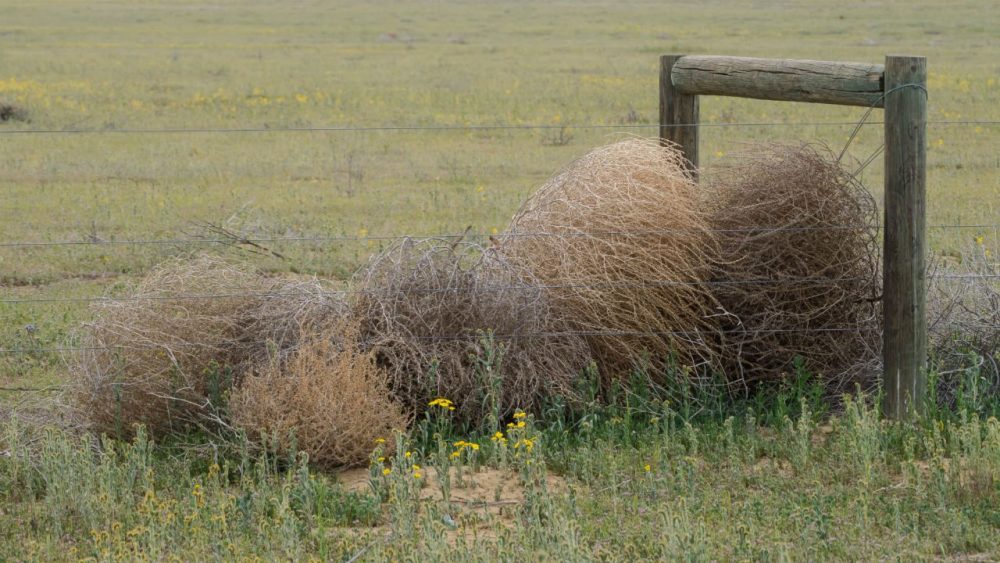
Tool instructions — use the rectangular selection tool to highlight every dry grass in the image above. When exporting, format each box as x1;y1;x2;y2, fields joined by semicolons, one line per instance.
69;254;344;439
928;242;1000;405
705;144;881;391
502;138;722;384
230;323;409;469
351;238;591;421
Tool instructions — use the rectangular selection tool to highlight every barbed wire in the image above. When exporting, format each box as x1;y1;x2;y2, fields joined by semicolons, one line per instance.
0;224;996;250
0;276;880;305
2;274;994;306
0;325;879;358
0;120;996;136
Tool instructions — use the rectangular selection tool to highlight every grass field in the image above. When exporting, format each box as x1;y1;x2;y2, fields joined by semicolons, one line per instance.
1;0;999;559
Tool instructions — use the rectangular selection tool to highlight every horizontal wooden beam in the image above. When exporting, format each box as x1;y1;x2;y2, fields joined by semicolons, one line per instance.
671;56;885;107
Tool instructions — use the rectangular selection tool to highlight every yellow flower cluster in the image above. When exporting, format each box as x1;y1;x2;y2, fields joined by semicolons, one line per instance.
513;438;534;452
451;440;480;459
428;397;456;411
490;431;507;445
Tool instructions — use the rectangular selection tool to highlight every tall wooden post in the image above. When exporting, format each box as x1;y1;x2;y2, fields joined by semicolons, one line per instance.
659;55;699;176
883;55;928;418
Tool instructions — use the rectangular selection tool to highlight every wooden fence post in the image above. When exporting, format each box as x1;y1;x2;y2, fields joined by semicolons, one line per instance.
657;53;929;417
659;55;699;176
883;55;928;418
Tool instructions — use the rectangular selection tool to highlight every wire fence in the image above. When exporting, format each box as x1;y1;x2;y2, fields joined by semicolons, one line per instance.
0;224;998;250
0;326;879;357
0;119;997;136
0;273;996;307
1;118;997;376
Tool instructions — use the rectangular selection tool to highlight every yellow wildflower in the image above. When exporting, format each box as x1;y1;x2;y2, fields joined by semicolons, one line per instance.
428;397;454;409
375;437;386;444
644;464;652;473
513;411;527;420
382;468;392;476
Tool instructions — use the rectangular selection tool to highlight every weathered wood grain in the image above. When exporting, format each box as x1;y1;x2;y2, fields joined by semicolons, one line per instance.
659;55;699;176
883;55;928;419
671;56;885;107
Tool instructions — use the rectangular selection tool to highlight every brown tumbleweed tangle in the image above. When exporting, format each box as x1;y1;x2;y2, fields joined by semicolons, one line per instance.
231;322;410;469
70;254;344;438
705;143;881;392
351;238;592;422
503;138;723;386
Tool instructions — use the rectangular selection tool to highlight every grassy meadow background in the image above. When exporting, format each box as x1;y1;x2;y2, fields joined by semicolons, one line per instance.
1;0;998;384
1;0;999;559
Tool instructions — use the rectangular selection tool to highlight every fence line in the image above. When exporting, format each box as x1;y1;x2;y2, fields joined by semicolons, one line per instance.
0;276;878;305
0;325;880;358
0;120;996;136
0;224;997;250
2;274;994;306
1;115;995;382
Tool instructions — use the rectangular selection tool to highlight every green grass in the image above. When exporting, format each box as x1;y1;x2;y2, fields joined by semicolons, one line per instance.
2;378;999;561
0;1;998;558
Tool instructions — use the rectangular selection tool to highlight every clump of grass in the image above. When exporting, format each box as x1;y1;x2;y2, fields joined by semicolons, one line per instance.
230;322;410;469
502;138;722;385
705;144;881;393
69;254;344;439
352;237;591;423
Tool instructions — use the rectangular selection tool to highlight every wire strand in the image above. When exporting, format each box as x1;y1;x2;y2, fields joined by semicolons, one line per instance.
0;120;995;136
0;326;880;356
0;276;883;305
3;274;993;305
2;224;997;250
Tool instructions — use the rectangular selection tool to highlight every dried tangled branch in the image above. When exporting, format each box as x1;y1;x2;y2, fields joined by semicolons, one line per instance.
230;322;409;469
705;143;881;392
352;238;591;421
69;254;344;438
502;138;723;385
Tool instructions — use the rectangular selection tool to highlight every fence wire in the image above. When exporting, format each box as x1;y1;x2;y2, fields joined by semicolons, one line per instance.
0;276;882;306
0;326;879;358
1;274;992;307
0;120;997;136
0;119;995;379
0;224;997;250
